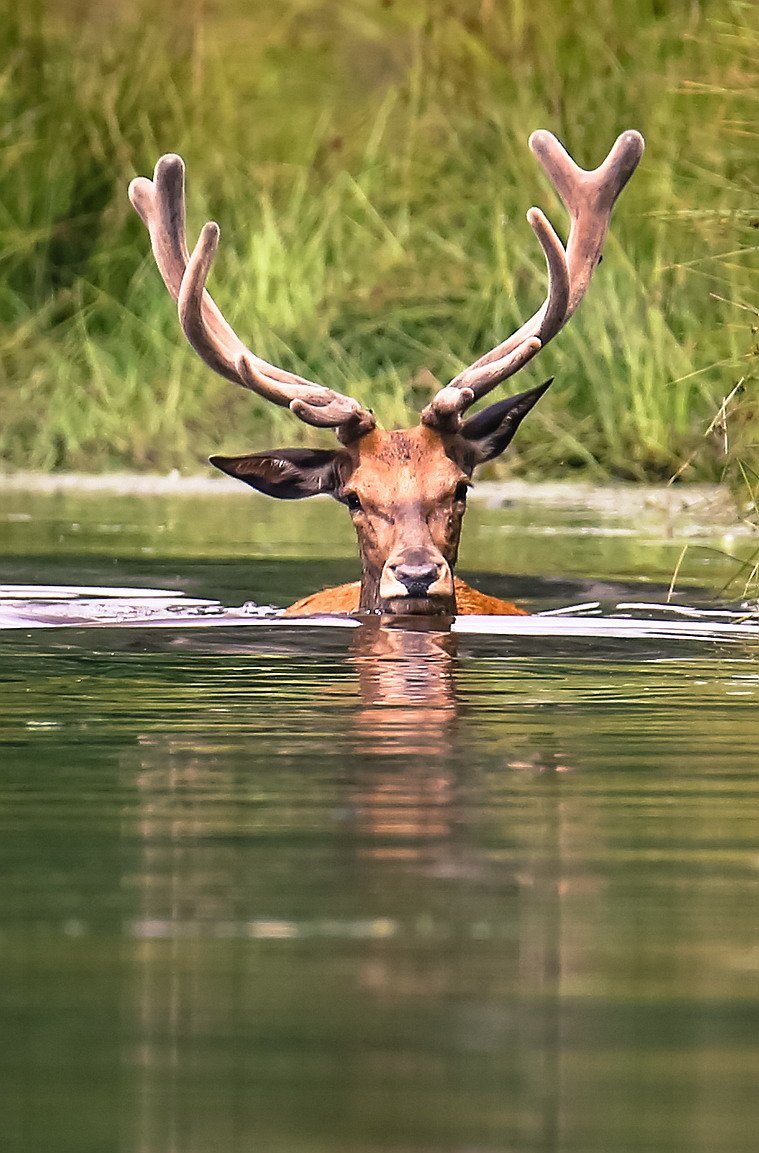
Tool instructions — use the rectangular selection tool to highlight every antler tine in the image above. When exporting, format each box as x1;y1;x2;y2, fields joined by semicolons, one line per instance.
423;129;644;430
422;206;569;427
129;154;375;439
129;155;189;303
531;129;644;317
179;220;375;438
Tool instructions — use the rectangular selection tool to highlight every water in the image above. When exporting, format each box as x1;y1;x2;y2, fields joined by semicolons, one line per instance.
1;486;758;1153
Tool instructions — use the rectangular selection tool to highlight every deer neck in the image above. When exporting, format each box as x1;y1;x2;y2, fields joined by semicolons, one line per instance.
358;565;382;613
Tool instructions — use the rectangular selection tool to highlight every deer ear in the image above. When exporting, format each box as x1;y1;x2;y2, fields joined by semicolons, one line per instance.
209;448;343;500
460;378;553;464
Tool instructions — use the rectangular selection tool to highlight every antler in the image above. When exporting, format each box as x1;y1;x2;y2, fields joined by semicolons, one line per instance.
422;129;644;430
128;155;375;442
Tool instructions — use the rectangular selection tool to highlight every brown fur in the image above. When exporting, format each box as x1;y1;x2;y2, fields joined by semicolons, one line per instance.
284;577;527;617
339;426;469;613
213;401;549;617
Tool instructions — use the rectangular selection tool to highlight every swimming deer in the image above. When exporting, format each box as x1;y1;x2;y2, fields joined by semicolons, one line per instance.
129;129;643;617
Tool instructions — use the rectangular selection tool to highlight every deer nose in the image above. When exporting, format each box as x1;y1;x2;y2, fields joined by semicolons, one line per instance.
390;561;441;598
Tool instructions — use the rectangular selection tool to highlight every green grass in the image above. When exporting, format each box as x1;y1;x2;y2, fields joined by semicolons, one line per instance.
0;0;756;479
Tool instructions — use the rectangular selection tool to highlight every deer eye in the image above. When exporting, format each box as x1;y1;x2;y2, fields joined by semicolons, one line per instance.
453;481;470;504
344;492;363;513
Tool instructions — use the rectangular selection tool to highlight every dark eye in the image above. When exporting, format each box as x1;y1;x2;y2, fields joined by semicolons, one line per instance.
453;482;469;504
345;492;363;513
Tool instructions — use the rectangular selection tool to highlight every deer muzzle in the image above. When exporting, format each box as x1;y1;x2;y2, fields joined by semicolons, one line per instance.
379;550;454;614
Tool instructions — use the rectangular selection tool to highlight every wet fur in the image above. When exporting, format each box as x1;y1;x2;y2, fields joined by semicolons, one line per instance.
284;578;527;617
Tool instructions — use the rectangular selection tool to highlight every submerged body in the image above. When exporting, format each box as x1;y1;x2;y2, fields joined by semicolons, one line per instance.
284;577;528;617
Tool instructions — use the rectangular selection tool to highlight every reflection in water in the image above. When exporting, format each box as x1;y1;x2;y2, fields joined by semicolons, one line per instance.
350;621;564;1153
350;621;459;852
124;620;576;1152
4;497;759;1151
0;611;756;1151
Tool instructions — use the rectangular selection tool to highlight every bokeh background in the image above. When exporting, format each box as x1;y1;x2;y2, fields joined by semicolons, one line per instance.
1;0;756;480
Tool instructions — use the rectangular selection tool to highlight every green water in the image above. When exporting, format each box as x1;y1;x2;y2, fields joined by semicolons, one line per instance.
1;488;758;1153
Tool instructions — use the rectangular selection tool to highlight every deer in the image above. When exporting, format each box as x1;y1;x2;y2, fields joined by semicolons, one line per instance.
129;128;643;618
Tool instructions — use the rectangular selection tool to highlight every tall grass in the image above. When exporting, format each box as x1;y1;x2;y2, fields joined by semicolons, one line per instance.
0;0;755;478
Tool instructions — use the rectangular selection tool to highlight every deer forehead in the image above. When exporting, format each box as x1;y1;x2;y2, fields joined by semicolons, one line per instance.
349;427;463;497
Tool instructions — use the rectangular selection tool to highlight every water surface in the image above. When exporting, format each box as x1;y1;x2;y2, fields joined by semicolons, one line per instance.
1;487;758;1153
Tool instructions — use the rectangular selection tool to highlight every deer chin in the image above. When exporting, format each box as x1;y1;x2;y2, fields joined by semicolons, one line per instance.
381;595;454;617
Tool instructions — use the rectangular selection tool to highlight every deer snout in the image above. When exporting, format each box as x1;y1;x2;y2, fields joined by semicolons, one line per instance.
380;550;453;602
390;561;440;597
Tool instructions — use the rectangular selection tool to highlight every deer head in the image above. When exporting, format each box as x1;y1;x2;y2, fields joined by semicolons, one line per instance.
129;129;643;615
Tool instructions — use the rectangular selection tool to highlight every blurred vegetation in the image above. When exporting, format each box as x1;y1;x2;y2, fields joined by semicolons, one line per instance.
0;0;756;479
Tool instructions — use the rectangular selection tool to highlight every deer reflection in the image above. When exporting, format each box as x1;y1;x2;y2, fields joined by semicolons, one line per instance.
347;618;461;856
121;620;578;1153
351;617;458;751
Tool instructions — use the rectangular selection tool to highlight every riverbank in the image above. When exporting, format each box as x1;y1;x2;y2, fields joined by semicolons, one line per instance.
1;2;755;479
0;471;749;537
